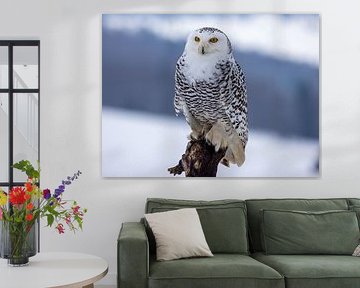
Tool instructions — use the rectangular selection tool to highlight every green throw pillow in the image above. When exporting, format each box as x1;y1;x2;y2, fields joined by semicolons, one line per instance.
350;205;360;228
261;209;360;255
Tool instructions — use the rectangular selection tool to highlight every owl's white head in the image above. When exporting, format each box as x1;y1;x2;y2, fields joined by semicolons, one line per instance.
184;27;232;58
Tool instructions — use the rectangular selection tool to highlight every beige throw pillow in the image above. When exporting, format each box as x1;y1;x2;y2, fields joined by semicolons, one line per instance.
353;244;360;256
145;208;213;261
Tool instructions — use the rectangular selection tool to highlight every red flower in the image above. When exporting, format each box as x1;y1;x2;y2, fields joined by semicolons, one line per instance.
9;187;26;205
26;203;34;210
26;214;33;221
24;193;31;200
25;182;33;192
56;223;65;234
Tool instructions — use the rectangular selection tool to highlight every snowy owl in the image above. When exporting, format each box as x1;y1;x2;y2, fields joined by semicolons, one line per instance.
174;27;248;166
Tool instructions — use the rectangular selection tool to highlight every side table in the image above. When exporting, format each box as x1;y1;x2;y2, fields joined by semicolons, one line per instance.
0;252;108;288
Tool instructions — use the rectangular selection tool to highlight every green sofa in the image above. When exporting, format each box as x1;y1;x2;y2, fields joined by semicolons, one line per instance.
118;198;360;288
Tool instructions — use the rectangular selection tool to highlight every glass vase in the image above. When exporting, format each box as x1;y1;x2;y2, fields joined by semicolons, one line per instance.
0;220;37;266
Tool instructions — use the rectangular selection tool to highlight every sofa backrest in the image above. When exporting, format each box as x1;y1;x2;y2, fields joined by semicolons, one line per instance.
245;198;350;252
348;198;360;207
145;198;249;254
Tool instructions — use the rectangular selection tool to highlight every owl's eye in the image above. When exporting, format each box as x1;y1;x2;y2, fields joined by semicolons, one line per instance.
209;37;218;43
194;36;200;42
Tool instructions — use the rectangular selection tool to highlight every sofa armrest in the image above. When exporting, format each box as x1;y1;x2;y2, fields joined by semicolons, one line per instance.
118;222;149;288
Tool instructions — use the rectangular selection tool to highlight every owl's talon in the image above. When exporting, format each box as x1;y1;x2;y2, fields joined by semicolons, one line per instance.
221;158;230;167
215;143;221;152
226;139;245;166
205;123;228;152
188;131;203;141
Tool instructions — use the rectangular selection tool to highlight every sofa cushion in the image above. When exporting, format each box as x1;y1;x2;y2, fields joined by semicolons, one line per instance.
261;209;359;255
145;208;213;261
146;198;248;254
252;252;360;288
347;198;360;207
246;198;349;252
349;205;360;228
149;254;284;288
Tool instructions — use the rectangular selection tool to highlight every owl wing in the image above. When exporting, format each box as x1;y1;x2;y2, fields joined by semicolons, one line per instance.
221;59;248;148
174;56;186;116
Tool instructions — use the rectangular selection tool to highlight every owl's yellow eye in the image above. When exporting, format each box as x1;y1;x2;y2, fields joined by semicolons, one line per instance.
209;37;218;43
194;36;200;42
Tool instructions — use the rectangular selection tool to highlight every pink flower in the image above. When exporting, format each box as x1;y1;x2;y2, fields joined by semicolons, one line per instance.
65;214;71;225
72;205;80;215
56;223;65;234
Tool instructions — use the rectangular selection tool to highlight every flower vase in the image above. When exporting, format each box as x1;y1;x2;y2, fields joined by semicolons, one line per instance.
0;220;37;266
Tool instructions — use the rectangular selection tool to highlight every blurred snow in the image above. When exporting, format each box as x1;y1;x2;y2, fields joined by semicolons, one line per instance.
103;14;319;66
102;108;319;177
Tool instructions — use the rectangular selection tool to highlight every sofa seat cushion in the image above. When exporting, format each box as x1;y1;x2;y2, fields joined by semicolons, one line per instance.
252;252;360;288
149;254;284;288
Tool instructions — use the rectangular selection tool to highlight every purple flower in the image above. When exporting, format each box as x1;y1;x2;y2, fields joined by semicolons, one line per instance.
54;189;62;198
43;189;51;200
54;170;82;199
61;171;82;187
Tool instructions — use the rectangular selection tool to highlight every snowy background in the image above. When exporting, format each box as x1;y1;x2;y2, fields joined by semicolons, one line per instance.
102;14;319;177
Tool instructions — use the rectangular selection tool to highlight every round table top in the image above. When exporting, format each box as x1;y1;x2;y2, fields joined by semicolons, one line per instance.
0;252;108;288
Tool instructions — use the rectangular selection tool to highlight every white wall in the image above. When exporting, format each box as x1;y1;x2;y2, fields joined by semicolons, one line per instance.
1;0;360;285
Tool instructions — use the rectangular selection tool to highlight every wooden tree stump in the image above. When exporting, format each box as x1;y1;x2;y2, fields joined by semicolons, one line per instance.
168;139;226;177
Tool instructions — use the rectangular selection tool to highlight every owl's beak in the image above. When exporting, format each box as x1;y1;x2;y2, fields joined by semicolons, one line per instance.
198;44;206;55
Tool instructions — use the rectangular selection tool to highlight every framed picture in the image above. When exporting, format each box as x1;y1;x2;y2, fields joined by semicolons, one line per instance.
102;14;319;177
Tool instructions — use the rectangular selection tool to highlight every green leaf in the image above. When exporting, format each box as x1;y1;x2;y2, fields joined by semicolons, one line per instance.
47;214;54;227
12;160;40;180
46;206;60;217
12;160;30;170
33;210;40;220
75;216;83;230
